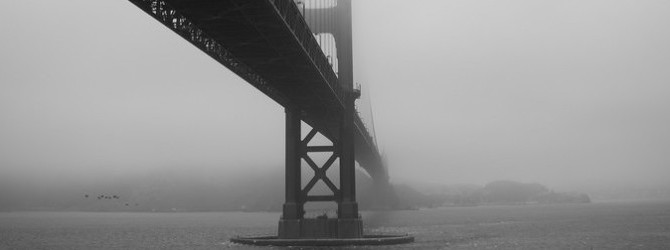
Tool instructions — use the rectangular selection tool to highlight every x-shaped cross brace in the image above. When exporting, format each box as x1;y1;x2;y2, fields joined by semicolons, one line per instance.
300;128;340;201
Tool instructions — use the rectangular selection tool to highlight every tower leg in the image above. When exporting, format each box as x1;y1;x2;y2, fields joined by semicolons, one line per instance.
337;91;363;238
278;107;303;239
278;101;362;239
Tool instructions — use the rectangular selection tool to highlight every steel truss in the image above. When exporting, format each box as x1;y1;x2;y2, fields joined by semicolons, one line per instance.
128;0;385;182
128;0;288;105
301;128;340;202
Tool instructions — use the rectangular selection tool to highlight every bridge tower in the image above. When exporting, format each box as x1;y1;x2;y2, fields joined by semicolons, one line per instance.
279;0;362;239
126;0;412;245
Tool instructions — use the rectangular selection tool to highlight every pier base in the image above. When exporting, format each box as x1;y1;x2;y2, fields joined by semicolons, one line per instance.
231;234;414;247
278;217;362;239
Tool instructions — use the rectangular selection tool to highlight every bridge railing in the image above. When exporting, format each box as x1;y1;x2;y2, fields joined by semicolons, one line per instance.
354;113;378;153
269;0;345;108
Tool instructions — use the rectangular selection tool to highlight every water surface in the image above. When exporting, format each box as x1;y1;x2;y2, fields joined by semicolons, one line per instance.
2;201;669;249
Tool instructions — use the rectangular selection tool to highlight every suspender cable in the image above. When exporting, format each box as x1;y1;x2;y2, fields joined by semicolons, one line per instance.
330;0;337;66
326;0;333;64
334;0;337;67
319;0;323;49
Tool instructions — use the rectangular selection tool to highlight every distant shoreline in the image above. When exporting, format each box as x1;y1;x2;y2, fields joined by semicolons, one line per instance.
4;199;670;214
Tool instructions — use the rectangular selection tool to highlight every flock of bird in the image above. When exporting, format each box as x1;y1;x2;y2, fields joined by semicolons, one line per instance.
84;194;138;207
84;194;120;200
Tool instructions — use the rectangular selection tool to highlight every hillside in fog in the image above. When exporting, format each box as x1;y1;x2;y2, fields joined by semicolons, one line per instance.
0;165;607;212
0;166;411;212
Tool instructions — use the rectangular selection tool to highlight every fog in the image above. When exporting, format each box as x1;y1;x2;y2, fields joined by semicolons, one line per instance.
1;0;669;198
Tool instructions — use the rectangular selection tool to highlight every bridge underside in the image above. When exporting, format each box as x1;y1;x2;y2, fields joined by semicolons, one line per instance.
129;0;387;182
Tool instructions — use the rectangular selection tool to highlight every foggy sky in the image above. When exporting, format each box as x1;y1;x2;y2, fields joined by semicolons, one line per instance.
1;0;669;190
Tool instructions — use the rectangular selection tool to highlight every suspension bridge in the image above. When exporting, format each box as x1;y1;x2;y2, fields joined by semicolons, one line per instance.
127;0;411;244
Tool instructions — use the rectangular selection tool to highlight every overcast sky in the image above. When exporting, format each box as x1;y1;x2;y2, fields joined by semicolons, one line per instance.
1;0;669;190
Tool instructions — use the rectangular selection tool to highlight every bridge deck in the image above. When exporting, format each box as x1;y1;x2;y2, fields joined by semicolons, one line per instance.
129;0;386;180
